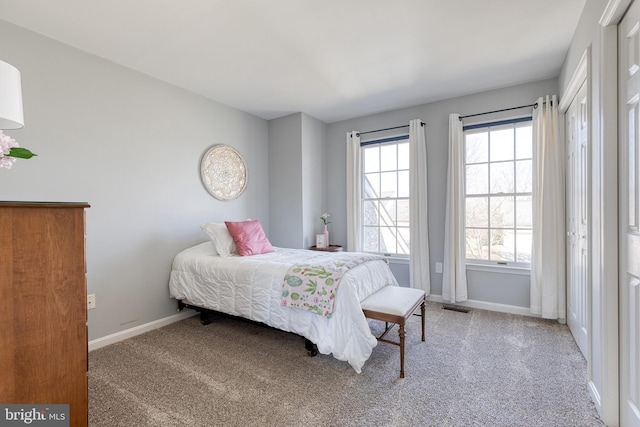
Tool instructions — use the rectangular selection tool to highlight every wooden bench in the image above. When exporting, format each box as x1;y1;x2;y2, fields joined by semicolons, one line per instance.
361;286;426;378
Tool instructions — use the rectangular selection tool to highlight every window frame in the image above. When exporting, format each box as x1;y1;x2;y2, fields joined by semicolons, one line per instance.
359;134;411;258
463;116;533;270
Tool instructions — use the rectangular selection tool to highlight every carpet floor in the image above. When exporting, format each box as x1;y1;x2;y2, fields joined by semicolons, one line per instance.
88;302;604;426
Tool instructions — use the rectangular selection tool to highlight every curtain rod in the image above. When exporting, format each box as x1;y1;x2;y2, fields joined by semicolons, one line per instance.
355;121;424;137
459;100;552;121
459;103;539;121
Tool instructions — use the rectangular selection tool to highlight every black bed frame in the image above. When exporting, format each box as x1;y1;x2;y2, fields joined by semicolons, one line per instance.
177;300;319;356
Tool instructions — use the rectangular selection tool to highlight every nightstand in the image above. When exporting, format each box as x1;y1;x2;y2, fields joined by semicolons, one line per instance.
309;245;344;252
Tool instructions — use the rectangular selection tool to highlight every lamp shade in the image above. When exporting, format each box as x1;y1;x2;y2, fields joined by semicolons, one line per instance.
0;60;24;129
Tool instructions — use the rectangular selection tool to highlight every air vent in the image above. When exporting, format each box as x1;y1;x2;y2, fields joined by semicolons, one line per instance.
442;304;469;313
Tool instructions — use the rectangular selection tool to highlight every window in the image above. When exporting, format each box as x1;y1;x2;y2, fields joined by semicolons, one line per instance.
464;118;532;266
361;136;410;256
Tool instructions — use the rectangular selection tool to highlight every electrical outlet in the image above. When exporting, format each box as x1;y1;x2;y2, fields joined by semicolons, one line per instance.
435;262;443;274
87;294;96;310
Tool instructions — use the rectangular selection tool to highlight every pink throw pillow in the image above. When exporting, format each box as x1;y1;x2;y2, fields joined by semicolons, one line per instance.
225;220;274;256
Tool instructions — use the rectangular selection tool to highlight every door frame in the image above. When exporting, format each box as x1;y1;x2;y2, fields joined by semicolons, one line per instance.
560;54;591;367
560;46;603;412
599;1;632;425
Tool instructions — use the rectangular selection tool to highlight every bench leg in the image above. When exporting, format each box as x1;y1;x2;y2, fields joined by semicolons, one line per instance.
421;299;426;342
399;320;405;379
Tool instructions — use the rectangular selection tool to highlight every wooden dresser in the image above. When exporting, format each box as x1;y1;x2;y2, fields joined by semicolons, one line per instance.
0;202;90;427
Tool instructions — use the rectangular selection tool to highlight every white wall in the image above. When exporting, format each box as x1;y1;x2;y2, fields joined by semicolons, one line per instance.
325;78;558;309
0;20;270;341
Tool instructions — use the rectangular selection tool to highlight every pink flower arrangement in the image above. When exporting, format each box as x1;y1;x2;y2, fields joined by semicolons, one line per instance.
0;130;36;169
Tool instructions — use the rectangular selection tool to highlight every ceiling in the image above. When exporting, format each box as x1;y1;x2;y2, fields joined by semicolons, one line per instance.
0;0;586;123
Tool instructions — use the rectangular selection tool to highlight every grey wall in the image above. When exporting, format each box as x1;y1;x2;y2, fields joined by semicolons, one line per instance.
0;14;571;342
269;112;327;248
0;20;270;341
325;78;558;307
268;113;303;247
301;113;327;247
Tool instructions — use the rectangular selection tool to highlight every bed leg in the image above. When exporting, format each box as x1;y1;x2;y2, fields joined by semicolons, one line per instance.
305;339;318;357
199;311;211;326
177;300;186;312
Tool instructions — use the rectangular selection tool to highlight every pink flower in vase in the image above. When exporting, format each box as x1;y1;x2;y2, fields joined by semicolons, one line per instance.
0;130;37;169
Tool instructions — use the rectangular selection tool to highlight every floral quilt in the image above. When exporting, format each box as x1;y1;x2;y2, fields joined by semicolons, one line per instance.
281;253;384;317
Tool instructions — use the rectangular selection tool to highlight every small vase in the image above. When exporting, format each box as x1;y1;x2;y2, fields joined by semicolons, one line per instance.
323;224;329;248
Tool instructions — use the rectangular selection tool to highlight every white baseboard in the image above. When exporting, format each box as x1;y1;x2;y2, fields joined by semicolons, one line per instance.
427;294;539;318
89;297;535;352
587;380;602;417
88;309;197;352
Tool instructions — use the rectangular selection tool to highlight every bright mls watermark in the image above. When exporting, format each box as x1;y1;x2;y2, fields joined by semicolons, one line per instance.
0;405;69;426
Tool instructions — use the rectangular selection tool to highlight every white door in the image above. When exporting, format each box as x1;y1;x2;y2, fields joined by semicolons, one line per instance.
566;81;589;359
619;2;640;425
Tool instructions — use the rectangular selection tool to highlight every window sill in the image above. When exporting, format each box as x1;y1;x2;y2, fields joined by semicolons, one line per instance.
361;252;409;264
465;263;531;276
385;256;409;265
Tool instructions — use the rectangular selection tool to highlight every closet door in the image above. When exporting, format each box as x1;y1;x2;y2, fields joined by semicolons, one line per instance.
619;1;640;424
566;80;589;359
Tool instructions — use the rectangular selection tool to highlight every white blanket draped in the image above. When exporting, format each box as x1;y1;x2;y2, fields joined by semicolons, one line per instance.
169;243;398;373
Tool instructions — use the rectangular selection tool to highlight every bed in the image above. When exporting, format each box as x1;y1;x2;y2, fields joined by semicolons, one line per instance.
169;241;398;373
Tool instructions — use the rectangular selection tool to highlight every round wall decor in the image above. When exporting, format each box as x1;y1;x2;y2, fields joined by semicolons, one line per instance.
200;144;248;201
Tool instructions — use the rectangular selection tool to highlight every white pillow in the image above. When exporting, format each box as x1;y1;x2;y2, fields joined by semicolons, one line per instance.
201;223;237;257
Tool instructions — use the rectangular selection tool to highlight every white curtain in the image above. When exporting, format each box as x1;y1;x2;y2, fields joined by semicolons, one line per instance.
530;95;565;319
409;119;431;293
346;131;362;252
442;113;468;303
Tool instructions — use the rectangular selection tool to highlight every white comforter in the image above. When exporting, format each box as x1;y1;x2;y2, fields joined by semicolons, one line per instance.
169;242;398;373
